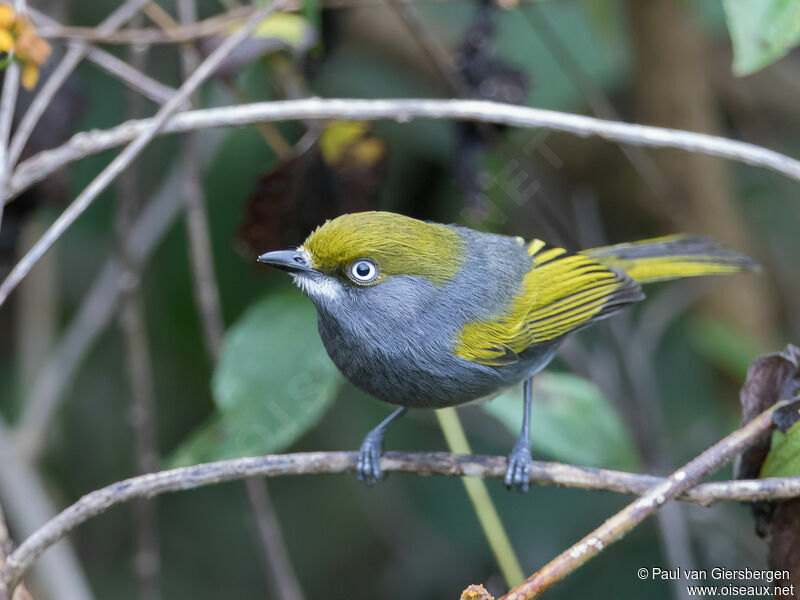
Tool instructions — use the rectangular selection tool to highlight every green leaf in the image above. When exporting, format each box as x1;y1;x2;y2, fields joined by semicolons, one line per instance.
722;0;800;75
687;316;764;381
761;421;800;478
481;372;640;470
169;294;343;466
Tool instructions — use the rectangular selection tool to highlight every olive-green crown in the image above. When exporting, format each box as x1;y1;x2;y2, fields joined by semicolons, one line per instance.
301;212;464;285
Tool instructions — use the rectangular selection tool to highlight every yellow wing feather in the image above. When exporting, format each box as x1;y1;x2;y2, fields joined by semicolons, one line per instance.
455;241;642;365
455;234;756;367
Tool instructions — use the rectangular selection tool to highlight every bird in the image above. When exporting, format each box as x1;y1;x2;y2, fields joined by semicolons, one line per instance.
257;211;757;491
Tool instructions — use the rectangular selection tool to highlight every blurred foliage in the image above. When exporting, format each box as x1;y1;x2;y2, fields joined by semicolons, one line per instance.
722;0;800;75
483;373;639;470
171;294;342;465
687;316;766;381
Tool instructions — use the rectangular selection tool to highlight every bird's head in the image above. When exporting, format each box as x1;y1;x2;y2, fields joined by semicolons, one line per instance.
258;212;465;306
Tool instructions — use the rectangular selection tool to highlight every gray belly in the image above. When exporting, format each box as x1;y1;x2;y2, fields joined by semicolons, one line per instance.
318;315;560;409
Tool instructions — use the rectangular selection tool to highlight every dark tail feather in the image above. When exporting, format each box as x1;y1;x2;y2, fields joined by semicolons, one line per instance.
583;234;759;284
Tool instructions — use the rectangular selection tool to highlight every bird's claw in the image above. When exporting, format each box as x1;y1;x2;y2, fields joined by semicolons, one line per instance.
357;432;384;485
504;441;532;493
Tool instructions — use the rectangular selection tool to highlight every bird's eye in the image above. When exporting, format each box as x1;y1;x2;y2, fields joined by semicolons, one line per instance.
348;259;379;284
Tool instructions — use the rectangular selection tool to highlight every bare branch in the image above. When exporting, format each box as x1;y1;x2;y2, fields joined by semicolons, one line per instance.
36;5;257;45
0;1;284;309
114;28;161;600
8;97;800;206
500;400;789;600
28;9;177;105
7;0;153;169
176;0;225;363
2;443;800;595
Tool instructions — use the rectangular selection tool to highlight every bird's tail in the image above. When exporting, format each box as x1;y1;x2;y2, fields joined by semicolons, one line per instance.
582;234;759;284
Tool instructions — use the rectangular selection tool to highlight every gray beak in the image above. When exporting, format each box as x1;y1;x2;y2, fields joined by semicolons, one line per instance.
257;249;316;274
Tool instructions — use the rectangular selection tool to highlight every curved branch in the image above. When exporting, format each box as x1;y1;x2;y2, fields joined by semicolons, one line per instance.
8;97;800;204
1;449;800;593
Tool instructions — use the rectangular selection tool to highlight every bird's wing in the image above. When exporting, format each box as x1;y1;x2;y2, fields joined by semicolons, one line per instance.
455;240;643;366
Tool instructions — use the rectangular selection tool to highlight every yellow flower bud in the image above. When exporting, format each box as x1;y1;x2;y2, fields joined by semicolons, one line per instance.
21;61;38;89
0;28;13;52
15;28;50;64
0;5;16;30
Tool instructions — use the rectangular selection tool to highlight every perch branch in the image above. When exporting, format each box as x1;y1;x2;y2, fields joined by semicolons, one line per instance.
500;399;789;600
0;1;283;309
3;442;800;594
8;97;800;206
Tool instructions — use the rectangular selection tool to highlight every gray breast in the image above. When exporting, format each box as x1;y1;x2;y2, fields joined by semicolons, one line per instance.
314;227;559;408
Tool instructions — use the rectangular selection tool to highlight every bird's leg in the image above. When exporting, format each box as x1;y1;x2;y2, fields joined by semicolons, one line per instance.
357;407;406;485
504;377;533;492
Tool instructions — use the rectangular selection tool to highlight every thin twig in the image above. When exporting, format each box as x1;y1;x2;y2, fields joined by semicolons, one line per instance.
522;3;669;204
8;97;800;206
243;479;305;600
383;0;467;96
36;5;258;45
115;26;161;600
176;0;225;363
0;1;284;309
499;400;789;600
3;443;800;594
28;9;177;106
117;294;161;600
7;0;152;169
87;47;177;105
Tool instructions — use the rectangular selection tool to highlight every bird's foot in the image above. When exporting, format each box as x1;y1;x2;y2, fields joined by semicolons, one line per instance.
504;441;532;493
357;430;385;486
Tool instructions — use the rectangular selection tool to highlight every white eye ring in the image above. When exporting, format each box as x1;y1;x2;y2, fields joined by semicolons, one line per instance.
348;259;379;284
